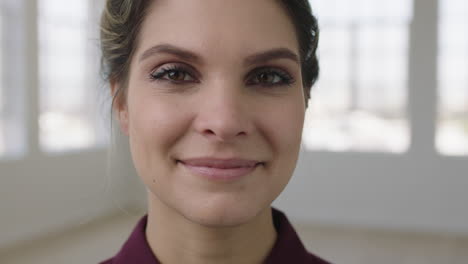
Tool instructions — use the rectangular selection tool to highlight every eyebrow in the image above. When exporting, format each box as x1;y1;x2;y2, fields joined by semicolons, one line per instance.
139;44;201;64
139;44;299;66
244;48;299;66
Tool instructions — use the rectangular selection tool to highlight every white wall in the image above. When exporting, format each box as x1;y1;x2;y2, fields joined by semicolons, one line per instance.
274;150;468;235
0;132;140;249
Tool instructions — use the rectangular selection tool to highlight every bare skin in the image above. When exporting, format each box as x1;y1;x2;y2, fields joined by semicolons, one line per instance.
146;193;277;264
113;0;305;263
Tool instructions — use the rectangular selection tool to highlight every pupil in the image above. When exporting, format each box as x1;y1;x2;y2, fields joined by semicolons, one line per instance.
260;73;271;83
169;71;182;80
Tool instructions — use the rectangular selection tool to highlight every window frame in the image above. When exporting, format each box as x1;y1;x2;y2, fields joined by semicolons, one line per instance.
303;11;412;153
0;0;137;250
276;0;468;234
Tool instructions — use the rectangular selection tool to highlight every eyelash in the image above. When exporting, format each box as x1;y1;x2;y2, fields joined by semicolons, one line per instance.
150;64;198;84
247;67;295;87
149;64;295;87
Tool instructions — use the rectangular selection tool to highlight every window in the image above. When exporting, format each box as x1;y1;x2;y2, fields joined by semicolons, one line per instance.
0;6;4;155
1;0;113;249
38;0;106;152
303;0;412;153
437;0;468;156
0;0;26;158
0;0;106;158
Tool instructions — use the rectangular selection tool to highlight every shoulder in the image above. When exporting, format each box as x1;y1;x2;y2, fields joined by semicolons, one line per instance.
98;215;160;264
265;208;333;264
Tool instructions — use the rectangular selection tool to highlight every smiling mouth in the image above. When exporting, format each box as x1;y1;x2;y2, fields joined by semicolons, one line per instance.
177;158;264;181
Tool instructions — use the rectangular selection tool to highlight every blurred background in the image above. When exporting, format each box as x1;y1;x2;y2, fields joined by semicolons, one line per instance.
0;0;467;263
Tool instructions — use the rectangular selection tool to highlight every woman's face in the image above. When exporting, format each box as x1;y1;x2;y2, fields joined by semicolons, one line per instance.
117;0;305;227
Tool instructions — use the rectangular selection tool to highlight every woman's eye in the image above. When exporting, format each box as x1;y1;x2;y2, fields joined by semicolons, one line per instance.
150;66;196;83
256;72;282;84
248;69;294;86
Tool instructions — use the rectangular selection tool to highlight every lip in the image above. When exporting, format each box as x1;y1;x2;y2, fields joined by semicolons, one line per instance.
178;158;263;181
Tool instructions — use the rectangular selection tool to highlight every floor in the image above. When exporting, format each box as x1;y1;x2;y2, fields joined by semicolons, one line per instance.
1;212;467;264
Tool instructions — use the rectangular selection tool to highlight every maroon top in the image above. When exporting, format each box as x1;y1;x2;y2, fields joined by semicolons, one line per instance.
99;208;331;264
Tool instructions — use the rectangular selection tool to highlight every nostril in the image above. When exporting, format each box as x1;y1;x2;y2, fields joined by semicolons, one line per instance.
195;114;250;141
237;131;247;136
203;129;216;135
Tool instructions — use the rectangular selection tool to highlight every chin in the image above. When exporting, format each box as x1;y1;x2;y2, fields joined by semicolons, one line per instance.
178;197;271;228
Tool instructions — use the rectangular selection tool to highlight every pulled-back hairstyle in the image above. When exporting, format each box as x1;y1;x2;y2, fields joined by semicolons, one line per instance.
100;0;319;107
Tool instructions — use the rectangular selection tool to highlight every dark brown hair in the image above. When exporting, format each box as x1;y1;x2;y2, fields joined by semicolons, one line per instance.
100;0;319;107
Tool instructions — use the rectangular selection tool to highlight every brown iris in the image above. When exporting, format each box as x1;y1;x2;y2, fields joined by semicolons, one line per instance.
258;72;274;84
168;70;186;81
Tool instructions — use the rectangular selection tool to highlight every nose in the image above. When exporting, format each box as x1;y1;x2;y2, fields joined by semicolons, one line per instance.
193;84;251;142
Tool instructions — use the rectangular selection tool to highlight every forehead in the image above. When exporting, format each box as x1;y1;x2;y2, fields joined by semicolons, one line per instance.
135;0;298;62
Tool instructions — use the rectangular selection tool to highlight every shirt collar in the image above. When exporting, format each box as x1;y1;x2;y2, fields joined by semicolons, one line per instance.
103;208;329;264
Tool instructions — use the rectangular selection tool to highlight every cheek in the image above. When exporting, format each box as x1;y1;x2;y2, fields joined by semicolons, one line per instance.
261;101;305;155
256;100;305;198
259;99;304;190
126;92;191;174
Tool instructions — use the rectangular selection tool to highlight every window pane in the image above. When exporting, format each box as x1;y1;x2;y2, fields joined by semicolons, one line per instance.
39;0;105;152
0;1;25;158
304;0;412;153
0;7;4;156
437;0;468;156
